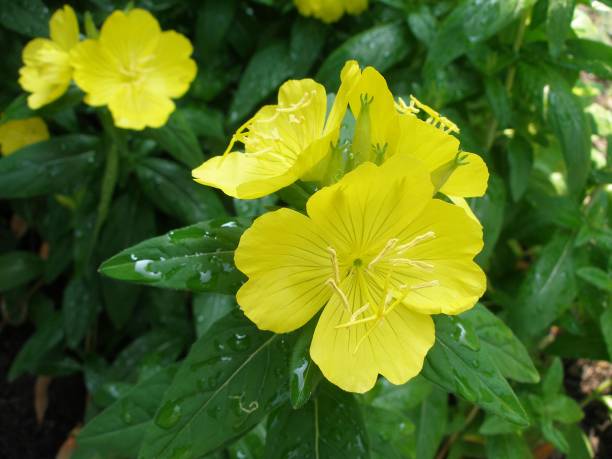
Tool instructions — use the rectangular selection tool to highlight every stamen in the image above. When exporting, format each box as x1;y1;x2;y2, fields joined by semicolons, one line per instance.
326;278;351;313
390;259;435;271
368;238;399;269
396;231;436;254
327;247;340;284
395;96;419;114
410;280;440;290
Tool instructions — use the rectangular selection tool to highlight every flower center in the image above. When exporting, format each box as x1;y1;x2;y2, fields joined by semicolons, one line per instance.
324;231;440;353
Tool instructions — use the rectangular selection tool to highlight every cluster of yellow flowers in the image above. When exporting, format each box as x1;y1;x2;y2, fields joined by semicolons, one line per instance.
294;0;368;23
194;61;489;393
17;5;196;130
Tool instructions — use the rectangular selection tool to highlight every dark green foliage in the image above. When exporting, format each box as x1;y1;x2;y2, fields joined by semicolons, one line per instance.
1;1;610;458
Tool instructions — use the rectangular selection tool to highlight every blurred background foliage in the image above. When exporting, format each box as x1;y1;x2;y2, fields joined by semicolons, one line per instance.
0;0;611;458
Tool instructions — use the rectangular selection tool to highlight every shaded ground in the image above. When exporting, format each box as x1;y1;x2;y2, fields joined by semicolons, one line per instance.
0;325;85;459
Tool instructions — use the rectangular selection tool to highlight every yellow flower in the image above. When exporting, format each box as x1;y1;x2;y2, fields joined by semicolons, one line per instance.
234;154;486;392
294;0;368;23
341;61;489;201
70;9;197;130
192;62;361;199
0;117;49;156
18;5;80;109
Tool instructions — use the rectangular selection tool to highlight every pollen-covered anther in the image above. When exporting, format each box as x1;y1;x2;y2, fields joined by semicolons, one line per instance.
395;96;419;115
396;231;436;254
368;238;399;269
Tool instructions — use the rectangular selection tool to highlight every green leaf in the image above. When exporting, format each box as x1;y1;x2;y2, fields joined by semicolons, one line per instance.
601;307;612;360
471;174;506;268
138;312;294;458
77;365;177;457
0;0;48;37
146;110;204;169
194;0;237;59
562;39;612;79
541;419;569;453
289;319;322;409
422;315;528;426
99;218;248;292
99;191;156;328
541;357;563;395
192;292;235;338
576;267;612;292
265;383;370;459
559;423;594;459
507;136;533;202
0;134;99;199
317;24;409;89
62;275;101;349
545;70;591;197
485;77;512;128
479;413;524;435
547;0;575;58
8;311;63;381
508;233;576;339
0;251;43;292
426;0;535;73
462;304;539;383
541;395;583;423
414;386;448;459
229;18;326;124
485;433;533;459
136;158;226;224
234;195;278;218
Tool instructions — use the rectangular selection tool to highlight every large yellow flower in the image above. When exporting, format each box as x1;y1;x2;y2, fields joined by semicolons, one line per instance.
70;9;197;130
0;117;49;156
234;154;486;392
192;62;361;199
341;60;489;201
294;0;368;23
18;5;80;109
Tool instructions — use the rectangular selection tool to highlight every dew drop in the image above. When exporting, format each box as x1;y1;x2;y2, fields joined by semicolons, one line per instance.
155;400;182;429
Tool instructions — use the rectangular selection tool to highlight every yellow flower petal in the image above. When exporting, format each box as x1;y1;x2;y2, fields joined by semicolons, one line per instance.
108;84;175;130
145;31;197;98
310;274;434;393
49;5;79;51
19;38;72;109
393;113;459;169
70;8;195;130
348;66;398;154
98;9;161;67
306;153;434;257
440;152;489;197
70;39;121;106
193;79;331;198
294;0;369;23
0;117;49;156
378;199;486;316
235;208;333;333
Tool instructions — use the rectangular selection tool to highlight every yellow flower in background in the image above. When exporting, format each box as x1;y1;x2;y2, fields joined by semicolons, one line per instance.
192;62;360;199
18;5;80;109
294;0;368;23
234;154;486;392
0;117;49;156
70;9;197;130
340;60;489;201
